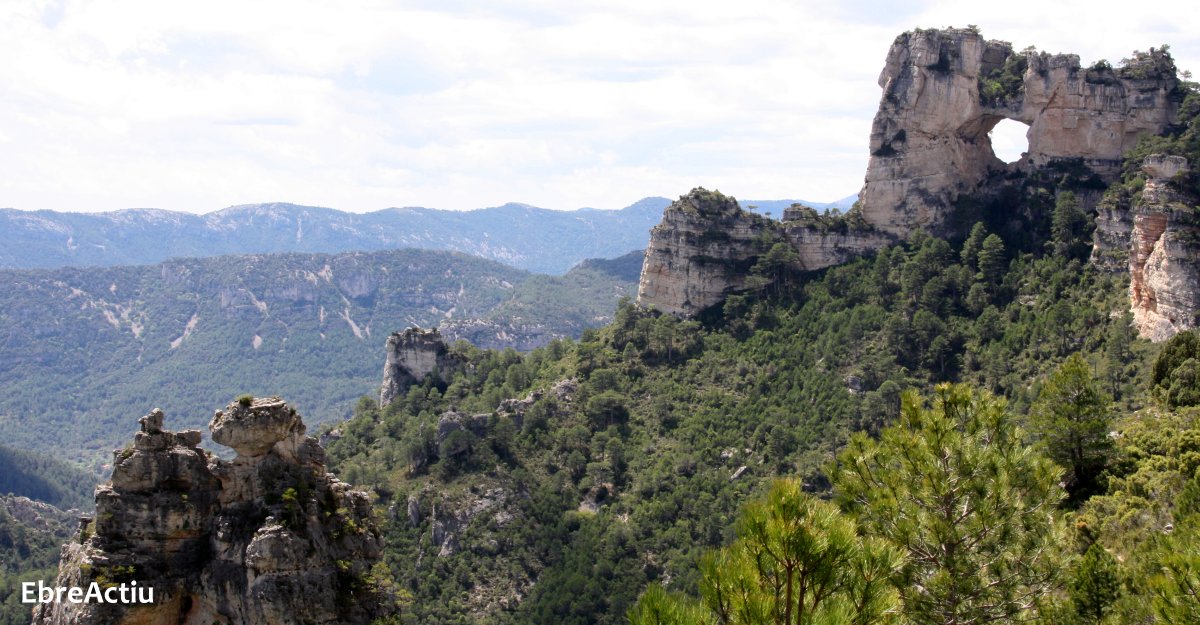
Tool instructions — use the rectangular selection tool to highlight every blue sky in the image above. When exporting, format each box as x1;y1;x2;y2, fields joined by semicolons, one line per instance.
0;0;1195;213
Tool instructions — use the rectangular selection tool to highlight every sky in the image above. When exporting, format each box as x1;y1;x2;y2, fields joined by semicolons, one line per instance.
0;0;1196;214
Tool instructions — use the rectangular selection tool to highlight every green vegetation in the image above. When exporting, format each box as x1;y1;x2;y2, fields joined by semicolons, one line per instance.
325;213;1151;623
0;497;75;625
0;247;638;464
980;48;1030;105
1030;354;1114;502
0;445;94;510
837;385;1063;625
628;479;901;625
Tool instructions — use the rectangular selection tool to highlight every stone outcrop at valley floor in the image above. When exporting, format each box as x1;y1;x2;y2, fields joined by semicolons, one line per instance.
33;398;391;625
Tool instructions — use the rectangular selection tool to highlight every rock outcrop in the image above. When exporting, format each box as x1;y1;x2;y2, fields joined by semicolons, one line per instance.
860;27;1179;237
637;189;892;317
637;189;775;316
380;327;462;407
33;398;391;625
1121;155;1200;341
639;28;1191;328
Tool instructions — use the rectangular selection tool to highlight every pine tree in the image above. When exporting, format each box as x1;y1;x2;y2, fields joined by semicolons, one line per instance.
1069;543;1121;624
977;234;1007;286
1151;529;1200;625
835;384;1065;625
1029;354;1113;502
628;479;902;625
1103;314;1134;400
1051;191;1090;259
960;222;988;271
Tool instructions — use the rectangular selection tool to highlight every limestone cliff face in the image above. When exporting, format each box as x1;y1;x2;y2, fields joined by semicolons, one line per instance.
636;189;890;316
779;206;895;271
860;28;1178;237
33;399;390;625
380;327;462;407
638;28;1188;325
1126;156;1200;341
636;189;775;317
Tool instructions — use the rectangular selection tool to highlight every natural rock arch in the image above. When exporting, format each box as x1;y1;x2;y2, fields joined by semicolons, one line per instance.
859;28;1178;237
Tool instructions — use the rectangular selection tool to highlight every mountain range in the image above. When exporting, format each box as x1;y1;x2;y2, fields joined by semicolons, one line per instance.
0;196;855;274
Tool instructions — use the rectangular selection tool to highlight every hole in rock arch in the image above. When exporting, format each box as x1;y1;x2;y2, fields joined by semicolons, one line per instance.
988;118;1031;164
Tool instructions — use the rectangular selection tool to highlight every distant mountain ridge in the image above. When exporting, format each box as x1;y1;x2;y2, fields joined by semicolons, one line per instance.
0;195;855;274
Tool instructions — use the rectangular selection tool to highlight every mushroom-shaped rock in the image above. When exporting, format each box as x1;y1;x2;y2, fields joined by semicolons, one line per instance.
210;396;304;457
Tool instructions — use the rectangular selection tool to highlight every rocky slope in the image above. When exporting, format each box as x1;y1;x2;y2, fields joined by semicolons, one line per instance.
33;398;390;625
0;496;77;625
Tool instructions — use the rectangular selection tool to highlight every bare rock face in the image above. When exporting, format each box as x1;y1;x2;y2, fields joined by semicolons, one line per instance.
379;327;461;407
638;28;1187;325
779;207;895;270
210;398;303;457
1126;156;1200;341
33;398;391;625
637;189;774;316
637;189;890;317
860;27;1178;237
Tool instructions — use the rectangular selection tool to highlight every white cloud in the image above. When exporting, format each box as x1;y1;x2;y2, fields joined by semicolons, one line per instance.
0;0;1196;213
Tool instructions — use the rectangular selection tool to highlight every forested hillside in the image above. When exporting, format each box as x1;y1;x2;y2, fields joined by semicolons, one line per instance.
0;496;75;625
0;446;94;510
0;248;638;464
326;210;1168;623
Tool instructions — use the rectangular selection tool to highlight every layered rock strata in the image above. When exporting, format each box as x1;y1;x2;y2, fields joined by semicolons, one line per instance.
637;189;891;317
33;398;389;625
637;189;775;316
861;27;1178;237
1124;155;1200;341
380;327;462;407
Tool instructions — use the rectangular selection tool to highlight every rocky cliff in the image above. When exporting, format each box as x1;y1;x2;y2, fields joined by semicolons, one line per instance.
380;327;464;407
639;28;1196;335
860;27;1179;237
636;189;894;317
636;189;774;317
1121;155;1200;341
33;398;391;625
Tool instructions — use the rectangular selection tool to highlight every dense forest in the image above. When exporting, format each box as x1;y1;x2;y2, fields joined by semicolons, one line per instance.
0;446;94;511
325;229;1158;624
